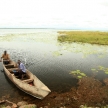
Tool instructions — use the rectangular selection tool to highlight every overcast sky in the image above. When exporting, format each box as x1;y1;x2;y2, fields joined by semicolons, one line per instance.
0;0;108;30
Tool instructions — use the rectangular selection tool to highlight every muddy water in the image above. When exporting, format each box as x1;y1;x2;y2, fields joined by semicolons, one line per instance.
0;29;108;100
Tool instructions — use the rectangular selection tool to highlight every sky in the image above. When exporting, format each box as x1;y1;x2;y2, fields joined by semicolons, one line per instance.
0;0;108;30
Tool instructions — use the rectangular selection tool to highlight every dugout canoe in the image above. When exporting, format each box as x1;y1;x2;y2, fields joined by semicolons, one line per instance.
2;59;51;99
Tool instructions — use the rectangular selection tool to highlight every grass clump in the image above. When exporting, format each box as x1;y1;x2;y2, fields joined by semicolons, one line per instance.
58;31;108;45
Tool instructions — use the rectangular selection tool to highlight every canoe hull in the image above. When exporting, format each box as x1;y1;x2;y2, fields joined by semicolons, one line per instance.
2;60;51;99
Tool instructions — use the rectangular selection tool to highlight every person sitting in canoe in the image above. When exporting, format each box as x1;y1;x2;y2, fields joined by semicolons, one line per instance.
1;50;10;64
16;60;26;79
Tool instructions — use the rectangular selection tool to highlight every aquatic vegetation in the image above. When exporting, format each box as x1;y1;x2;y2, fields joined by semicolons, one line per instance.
77;76;82;79
69;70;87;79
97;66;108;74
1;31;108;58
98;66;104;70
0;32;57;43
57;31;108;58
56;42;108;58
53;51;62;57
98;66;108;73
105;72;108;74
58;31;108;45
91;68;98;75
0;34;15;41
91;66;108;75
91;68;96;71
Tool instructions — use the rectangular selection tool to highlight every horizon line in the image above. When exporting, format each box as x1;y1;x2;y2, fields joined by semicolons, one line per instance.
0;27;108;31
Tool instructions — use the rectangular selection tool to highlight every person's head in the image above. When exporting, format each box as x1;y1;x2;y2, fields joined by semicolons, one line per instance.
17;60;21;64
4;50;7;55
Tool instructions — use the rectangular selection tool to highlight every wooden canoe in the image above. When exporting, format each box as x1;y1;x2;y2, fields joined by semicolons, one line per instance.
2;59;51;99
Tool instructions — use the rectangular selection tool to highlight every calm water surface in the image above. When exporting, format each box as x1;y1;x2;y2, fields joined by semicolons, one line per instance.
0;29;108;100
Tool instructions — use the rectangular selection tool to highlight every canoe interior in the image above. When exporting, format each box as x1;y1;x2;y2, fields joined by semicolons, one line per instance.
2;60;51;99
5;61;33;82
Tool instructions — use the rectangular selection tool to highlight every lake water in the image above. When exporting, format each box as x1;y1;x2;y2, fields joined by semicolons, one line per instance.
0;29;108;100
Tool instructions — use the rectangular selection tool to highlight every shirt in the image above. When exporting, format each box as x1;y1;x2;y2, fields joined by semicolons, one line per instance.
19;63;26;73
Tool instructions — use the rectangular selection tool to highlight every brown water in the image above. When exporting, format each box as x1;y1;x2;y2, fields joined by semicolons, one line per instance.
0;29;108;100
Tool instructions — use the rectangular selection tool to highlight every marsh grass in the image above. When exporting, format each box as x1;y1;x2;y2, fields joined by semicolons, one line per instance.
58;31;108;45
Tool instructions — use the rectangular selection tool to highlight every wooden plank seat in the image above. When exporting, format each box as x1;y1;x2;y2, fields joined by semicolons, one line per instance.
11;73;19;78
22;79;34;83
8;67;18;70
9;69;28;80
8;68;18;71
5;64;14;68
11;73;27;79
7;68;18;73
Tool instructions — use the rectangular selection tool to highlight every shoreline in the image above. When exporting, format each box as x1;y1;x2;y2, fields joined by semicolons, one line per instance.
1;77;108;108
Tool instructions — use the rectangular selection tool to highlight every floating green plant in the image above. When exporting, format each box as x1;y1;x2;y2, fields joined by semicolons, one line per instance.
98;66;104;70
91;66;108;75
77;76;82;79
69;70;87;79
53;51;62;57
91;68;97;71
57;40;108;58
105;72;108;74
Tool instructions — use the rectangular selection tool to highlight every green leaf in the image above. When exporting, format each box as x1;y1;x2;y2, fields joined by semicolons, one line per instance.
77;76;82;79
